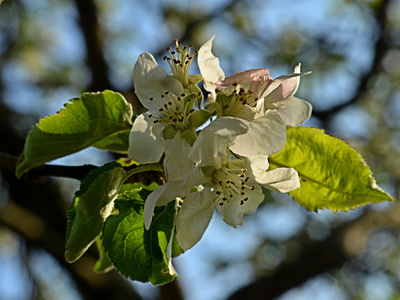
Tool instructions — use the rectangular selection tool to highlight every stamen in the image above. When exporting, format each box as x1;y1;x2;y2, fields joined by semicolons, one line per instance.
145;91;193;130
212;162;256;207
164;40;197;87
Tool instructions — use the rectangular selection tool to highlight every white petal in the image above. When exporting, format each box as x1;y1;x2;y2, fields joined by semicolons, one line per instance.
128;114;165;164
216;184;264;227
277;97;313;127
144;184;169;229
198;36;225;97
176;188;215;251
144;181;192;229
164;134;192;182
133;52;184;111
244;155;270;175
257;167;300;193
229;110;286;156
189;117;249;168
166;214;179;277
245;156;300;192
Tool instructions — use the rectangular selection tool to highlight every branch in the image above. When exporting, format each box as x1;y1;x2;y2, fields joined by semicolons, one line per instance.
312;0;390;121
226;202;400;300
73;0;112;91
0;201;142;300
0;151;97;181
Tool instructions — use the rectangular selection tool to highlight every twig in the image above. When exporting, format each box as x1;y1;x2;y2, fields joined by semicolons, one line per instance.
0;151;97;181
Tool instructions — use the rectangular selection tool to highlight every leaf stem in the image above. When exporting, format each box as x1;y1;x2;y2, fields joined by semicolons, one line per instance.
124;163;164;181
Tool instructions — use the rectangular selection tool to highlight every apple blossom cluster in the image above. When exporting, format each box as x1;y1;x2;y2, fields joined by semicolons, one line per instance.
128;37;312;251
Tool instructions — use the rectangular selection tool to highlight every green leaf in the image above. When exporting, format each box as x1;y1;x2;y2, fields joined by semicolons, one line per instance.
65;161;126;263
16;90;133;178
103;189;179;285
269;127;395;211
92;130;131;153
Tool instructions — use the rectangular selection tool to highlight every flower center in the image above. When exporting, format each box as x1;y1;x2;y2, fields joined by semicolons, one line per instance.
148;91;196;130
213;86;255;121
164;40;197;87
212;164;255;207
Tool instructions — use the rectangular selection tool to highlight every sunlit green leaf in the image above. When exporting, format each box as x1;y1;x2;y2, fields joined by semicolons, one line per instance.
16;90;133;178
269;127;394;211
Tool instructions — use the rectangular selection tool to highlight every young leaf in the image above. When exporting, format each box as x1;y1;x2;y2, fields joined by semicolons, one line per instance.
269;127;395;211
65;161;126;263
103;189;179;285
16;90;133;178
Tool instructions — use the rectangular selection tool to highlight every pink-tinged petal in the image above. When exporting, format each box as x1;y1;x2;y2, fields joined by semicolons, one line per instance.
189;117;249;168
229;110;286;156
276;97;313;127
198;36;225;97
262;64;311;108
176;188;216;250
262;73;301;106
216;183;264;227
133;52;184;112
222;68;270;87
128;114;165;164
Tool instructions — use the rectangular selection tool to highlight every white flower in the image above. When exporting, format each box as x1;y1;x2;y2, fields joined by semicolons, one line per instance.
176;154;300;251
128;48;200;164
189;117;250;168
143;116;250;229
198;36;313;127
